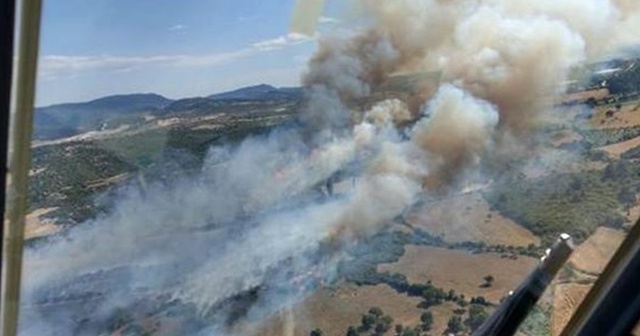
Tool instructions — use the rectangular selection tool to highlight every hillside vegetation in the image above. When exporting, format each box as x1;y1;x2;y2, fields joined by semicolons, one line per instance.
30;144;137;222
29;95;301;225
579;125;640;147
621;144;640;159
484;160;639;244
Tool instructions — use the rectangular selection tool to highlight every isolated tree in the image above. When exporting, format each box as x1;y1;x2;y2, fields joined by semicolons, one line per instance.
422;285;446;307
420;311;434;331
402;329;419;336
395;324;404;335
456;293;468;307
369;307;384;318
602;163;616;181
447;315;463;333
346;326;359;336
467;305;489;331
453;308;466;315
483;275;495;287
375;322;390;335
471;296;488;305
448;289;457;301
361;314;376;331
375;315;394;334
310;329;324;336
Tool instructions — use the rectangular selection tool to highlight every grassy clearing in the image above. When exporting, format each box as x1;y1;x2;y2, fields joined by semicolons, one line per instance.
588;99;640;129
599;135;640;157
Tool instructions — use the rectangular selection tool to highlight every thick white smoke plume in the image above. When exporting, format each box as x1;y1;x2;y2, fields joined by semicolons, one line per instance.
413;85;499;185
21;0;640;335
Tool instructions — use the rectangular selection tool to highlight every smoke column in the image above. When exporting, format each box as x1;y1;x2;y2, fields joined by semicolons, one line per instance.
20;0;640;335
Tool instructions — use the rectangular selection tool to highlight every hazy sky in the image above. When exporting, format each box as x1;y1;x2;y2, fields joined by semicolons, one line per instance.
36;0;342;106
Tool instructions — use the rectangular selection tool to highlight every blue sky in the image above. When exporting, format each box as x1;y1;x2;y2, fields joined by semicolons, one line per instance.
36;0;343;106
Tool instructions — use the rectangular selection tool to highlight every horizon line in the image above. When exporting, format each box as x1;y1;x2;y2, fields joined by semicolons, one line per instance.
36;82;304;108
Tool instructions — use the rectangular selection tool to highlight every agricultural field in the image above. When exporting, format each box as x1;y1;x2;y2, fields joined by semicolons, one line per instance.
543;226;627;334
551;283;592;336
599;135;640;157
569;227;626;275
405;193;540;247
589;101;640;129
257;284;425;336
378;245;538;304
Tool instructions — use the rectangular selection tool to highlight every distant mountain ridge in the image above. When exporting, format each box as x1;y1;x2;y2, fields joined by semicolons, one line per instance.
33;85;304;141
35;93;173;140
208;84;303;101
42;93;173;111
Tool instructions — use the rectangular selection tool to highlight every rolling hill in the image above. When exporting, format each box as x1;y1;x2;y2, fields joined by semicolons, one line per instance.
34;93;173;140
33;86;305;141
208;84;303;101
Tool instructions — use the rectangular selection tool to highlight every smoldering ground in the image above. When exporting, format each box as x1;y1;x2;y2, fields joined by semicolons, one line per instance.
20;0;640;335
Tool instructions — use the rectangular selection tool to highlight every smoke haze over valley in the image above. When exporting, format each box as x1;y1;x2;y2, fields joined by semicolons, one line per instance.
21;1;640;335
